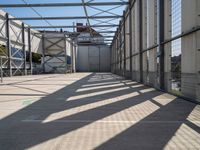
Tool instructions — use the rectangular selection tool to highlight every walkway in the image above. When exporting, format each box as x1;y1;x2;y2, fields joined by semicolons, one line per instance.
0;73;199;150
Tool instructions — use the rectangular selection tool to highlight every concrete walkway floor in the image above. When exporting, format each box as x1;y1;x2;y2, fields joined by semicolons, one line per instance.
0;73;199;150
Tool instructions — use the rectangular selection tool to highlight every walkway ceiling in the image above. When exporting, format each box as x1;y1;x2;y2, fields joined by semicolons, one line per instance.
0;0;129;45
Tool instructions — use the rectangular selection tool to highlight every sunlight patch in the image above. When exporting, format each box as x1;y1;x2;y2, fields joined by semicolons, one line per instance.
76;83;124;92
152;93;177;106
67;87;130;101
140;88;155;93
42;92;139;123
187;105;200;127
164;123;200;150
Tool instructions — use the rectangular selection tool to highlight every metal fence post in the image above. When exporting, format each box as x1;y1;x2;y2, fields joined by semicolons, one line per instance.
0;57;3;83
28;28;32;75
5;13;12;77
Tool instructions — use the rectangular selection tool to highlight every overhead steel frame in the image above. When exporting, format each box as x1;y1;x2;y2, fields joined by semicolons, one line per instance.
1;1;128;76
1;1;128;43
0;2;129;8
9;16;122;21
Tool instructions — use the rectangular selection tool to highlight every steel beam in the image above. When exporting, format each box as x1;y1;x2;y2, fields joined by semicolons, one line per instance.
0;2;128;8
64;36;67;73
123;11;126;77
28;28;32;75
21;23;27;75
158;0;165;90
82;0;94;38
42;35;45;73
129;0;133;79
70;41;74;73
5;13;12;76
139;0;143;83
30;25;118;29
9;15;122;21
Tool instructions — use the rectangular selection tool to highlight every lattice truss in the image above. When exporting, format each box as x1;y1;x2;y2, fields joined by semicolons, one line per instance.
0;14;26;76
43;35;68;74
0;0;129;75
0;0;128;44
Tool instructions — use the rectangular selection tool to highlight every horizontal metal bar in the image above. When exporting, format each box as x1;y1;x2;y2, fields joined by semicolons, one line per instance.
126;26;200;58
104;39;113;41
30;24;119;29
0;2;128;8
33;31;116;36
97;31;116;33
10;15;122;20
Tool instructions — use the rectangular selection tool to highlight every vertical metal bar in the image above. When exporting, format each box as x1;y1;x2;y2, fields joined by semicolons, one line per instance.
119;21;122;75
28;28;32;75
74;44;77;73
71;41;74;73
21;23;26;75
64;35;67;73
70;41;73;73
123;11;126;77
139;0;143;82
158;0;165;90
42;34;45;73
116;28;119;74
129;0;133;79
98;46;100;72
0;57;3;83
5;13;12;76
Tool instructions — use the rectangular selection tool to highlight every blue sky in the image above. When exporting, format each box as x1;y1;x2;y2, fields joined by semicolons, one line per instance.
0;0;127;38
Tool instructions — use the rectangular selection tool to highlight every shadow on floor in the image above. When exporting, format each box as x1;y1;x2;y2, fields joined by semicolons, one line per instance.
0;73;199;150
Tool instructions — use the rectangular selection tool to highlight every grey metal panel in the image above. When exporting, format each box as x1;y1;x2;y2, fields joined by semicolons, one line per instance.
77;45;111;72
88;46;99;72
100;45;111;72
77;46;89;72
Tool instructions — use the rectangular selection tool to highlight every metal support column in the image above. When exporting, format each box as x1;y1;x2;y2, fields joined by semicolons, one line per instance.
119;21;122;75
138;0;143;82
74;45;78;72
64;35;67;73
21;23;27;75
123;11;126;77
42;35;45;73
116;28;119;74
28;28;32;75
70;41;74;73
129;0;133;79
158;0;165;90
73;44;76;73
0;57;3;83
5;13;12;76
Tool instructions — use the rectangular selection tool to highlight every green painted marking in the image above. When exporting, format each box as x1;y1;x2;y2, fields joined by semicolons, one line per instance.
22;100;34;105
